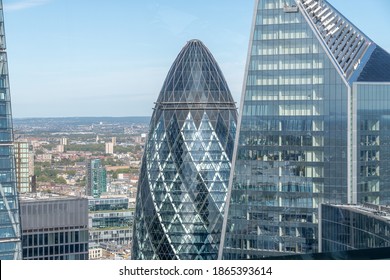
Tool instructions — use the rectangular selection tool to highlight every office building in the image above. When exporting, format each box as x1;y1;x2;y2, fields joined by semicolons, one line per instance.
220;0;390;259
0;0;22;260
86;159;107;197
14;141;34;193
20;193;89;260
319;203;390;252
132;40;238;260
88;197;133;248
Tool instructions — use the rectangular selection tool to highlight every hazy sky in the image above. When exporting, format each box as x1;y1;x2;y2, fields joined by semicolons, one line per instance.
3;0;390;118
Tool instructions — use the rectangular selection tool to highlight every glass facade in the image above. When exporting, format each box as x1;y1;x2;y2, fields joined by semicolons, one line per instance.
220;0;390;259
88;197;129;211
89;211;133;229
86;159;107;198
88;197;133;247
320;204;390;252
0;1;21;260
132;40;237;260
354;83;390;204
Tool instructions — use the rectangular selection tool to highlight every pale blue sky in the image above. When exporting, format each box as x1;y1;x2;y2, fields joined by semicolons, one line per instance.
3;0;390;118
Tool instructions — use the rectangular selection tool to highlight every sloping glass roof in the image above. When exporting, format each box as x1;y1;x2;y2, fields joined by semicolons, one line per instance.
298;0;390;83
298;0;373;82
357;46;390;82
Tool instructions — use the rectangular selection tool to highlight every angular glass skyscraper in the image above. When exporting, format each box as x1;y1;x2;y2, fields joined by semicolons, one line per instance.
220;0;390;259
0;1;22;260
133;40;237;260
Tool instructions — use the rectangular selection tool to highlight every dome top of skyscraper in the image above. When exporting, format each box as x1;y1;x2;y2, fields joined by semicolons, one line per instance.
155;39;236;107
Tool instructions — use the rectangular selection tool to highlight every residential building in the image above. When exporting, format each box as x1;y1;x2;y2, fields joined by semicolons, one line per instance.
319;203;390;252
20;193;89;260
56;144;64;153
220;0;390;259
86;159;107;198
105;142;114;154
60;137;68;146
35;153;52;162
14;141;34;193
0;0;22;260
88;243;103;260
132;40;238;260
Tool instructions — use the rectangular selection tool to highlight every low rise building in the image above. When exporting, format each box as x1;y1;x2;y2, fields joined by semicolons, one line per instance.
20;193;89;260
320;203;390;252
88;197;134;252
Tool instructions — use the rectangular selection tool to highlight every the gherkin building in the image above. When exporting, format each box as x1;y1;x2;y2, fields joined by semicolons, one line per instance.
132;40;237;260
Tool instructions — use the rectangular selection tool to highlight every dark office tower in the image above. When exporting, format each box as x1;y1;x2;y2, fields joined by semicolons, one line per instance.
133;40;237;260
220;0;390;259
20;193;89;260
0;1;22;260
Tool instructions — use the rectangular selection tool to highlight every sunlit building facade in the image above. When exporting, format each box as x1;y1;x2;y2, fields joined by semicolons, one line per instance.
14;141;34;193
0;1;22;260
133;40;237;260
220;0;390;259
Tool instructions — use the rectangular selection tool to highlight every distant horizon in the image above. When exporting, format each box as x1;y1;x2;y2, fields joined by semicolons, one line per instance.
13;115;152;119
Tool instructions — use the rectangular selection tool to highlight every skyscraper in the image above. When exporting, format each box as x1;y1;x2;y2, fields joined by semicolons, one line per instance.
86;159;107;198
133;40;237;260
220;0;390;259
0;1;22;260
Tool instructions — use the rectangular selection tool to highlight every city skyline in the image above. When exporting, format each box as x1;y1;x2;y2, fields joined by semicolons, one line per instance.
2;0;390;118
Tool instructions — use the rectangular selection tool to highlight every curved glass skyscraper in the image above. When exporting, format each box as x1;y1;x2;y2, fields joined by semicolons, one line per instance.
133;40;237;260
0;1;22;260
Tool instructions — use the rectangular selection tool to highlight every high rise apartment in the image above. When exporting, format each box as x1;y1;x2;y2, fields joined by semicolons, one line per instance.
14;141;34;193
133;40;237;260
0;1;22;260
220;0;390;259
86;159;107;198
105;142;114;155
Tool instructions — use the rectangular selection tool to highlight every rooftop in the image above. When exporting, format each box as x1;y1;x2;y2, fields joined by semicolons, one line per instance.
324;203;390;222
19;192;85;202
